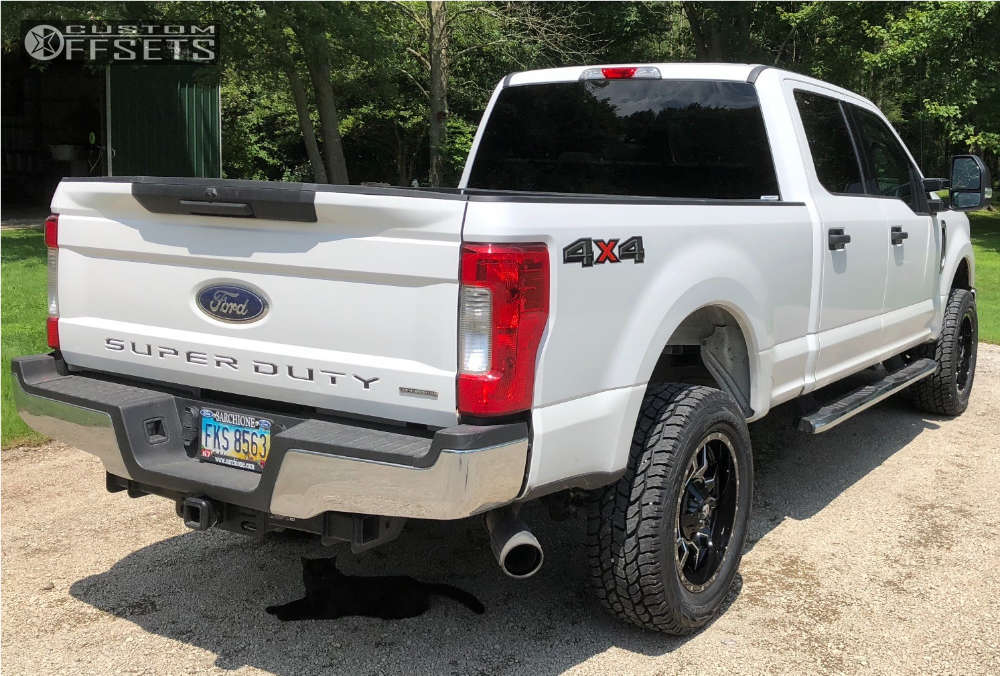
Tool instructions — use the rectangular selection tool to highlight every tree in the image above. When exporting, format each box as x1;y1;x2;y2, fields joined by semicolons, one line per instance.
680;2;796;63
215;2;355;184
393;1;450;186
6;1;993;189
290;6;350;184
779;2;1000;178
395;1;600;186
263;9;328;183
865;2;1000;175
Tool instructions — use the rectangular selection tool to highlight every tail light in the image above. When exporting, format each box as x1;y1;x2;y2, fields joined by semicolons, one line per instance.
458;243;549;417
45;214;59;349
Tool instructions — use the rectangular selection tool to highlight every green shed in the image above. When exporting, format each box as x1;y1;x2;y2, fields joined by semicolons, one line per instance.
107;64;220;177
1;58;220;212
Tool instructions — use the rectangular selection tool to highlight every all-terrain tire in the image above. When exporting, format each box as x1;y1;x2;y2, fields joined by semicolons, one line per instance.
586;384;753;634
908;288;978;416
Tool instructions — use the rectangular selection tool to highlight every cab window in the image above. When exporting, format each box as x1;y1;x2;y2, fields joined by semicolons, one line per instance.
848;105;921;211
468;80;780;200
794;91;865;195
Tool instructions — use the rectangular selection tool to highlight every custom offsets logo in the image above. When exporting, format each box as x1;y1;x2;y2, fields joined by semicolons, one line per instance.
22;22;218;63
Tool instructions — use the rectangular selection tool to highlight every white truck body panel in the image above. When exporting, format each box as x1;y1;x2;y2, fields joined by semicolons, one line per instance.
51;180;466;427
461;64;973;494
40;62;976;502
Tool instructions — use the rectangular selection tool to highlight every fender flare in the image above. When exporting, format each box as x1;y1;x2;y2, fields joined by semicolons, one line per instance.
618;278;768;414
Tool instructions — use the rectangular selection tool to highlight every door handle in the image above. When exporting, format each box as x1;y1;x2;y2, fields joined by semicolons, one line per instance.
890;226;909;245
828;228;851;251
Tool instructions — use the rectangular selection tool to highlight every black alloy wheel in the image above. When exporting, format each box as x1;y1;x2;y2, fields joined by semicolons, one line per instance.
675;432;740;592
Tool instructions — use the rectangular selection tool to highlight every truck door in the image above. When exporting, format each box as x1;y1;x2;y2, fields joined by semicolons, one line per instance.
846;104;936;350
791;87;889;389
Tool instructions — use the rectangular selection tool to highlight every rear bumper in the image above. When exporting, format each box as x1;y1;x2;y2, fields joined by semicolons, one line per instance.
12;354;528;520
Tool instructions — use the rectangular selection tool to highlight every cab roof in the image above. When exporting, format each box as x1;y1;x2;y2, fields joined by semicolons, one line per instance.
506;63;760;86
504;63;875;109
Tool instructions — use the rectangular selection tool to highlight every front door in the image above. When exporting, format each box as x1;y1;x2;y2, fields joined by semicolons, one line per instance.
847;104;936;351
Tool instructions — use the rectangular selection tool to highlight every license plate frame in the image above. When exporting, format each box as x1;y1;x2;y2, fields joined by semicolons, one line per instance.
198;408;272;473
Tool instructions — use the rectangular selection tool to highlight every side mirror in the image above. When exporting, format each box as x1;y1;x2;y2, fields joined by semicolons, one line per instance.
950;154;993;211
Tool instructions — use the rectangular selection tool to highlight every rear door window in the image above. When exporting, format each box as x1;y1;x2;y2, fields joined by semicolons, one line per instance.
467;80;780;200
794;91;865;194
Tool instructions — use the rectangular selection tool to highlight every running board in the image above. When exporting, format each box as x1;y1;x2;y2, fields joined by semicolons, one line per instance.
798;358;937;434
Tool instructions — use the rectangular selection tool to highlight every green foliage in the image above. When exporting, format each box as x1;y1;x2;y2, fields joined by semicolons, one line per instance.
776;1;999;177
1;1;997;185
221;71;313;181
443;116;476;181
860;2;1000;171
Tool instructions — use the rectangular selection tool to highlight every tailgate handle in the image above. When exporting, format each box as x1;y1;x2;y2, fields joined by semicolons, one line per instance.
132;180;317;222
179;200;253;218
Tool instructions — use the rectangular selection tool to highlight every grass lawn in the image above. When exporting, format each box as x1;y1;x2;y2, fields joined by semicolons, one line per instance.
1;228;48;447
969;209;1000;344
1;212;998;448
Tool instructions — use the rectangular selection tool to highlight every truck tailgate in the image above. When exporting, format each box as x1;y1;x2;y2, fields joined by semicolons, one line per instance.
50;178;465;427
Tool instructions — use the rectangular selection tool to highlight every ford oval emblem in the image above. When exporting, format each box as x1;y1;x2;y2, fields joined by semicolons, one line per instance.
196;284;268;323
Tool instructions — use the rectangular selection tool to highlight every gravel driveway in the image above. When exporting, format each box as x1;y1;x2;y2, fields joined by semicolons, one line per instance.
3;345;999;675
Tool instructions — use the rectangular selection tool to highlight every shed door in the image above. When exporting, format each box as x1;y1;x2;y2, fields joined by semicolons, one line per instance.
107;65;220;177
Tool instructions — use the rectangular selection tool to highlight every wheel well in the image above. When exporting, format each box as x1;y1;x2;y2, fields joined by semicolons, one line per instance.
649;307;752;416
952;258;971;290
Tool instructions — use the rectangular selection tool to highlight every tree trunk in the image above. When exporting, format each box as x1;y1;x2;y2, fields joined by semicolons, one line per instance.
263;6;328;183
682;4;713;60
283;65;328;184
683;3;753;61
427;0;449;187
393;123;409;186
305;53;350;185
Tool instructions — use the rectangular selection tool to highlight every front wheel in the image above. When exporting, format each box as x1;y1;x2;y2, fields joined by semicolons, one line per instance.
586;384;753;634
908;287;978;416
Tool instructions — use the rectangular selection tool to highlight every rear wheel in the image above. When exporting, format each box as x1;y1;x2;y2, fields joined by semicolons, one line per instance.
907;288;977;416
587;384;752;634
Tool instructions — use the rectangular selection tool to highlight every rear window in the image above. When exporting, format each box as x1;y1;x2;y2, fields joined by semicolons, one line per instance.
467;80;780;200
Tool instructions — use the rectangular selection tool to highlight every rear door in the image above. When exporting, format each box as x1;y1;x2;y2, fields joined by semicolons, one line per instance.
51;179;465;427
846;104;936;351
790;86;889;388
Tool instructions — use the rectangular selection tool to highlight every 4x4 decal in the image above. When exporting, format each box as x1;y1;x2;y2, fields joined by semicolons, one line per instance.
563;236;645;267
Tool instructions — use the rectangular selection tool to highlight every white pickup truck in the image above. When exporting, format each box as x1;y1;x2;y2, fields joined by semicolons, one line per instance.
14;63;991;634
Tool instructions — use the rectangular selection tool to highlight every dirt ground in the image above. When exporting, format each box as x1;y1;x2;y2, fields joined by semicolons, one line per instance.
3;345;999;675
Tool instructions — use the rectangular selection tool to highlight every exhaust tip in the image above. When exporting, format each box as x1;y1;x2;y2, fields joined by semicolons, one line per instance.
486;507;544;579
501;541;544;579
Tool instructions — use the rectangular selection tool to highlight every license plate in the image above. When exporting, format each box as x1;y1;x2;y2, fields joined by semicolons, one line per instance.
199;408;271;473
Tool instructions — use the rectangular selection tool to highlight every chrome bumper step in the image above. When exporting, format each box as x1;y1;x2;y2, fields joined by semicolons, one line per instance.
12;353;529;521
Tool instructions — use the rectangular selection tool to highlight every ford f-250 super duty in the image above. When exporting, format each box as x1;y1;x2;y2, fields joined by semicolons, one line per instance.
13;63;992;634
